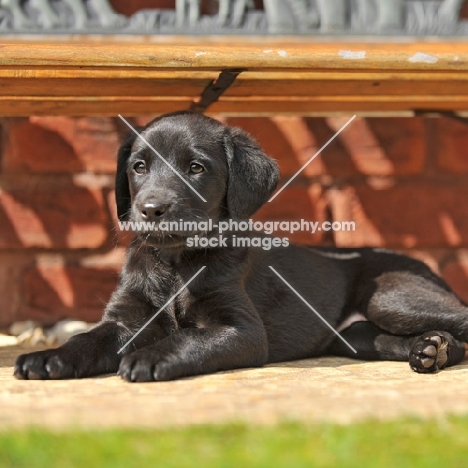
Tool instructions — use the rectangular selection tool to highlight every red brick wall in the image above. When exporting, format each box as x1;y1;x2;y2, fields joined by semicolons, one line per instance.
0;117;126;327
1;114;468;327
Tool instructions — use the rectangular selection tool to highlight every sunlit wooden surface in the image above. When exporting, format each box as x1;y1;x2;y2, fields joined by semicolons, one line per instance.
1;37;468;116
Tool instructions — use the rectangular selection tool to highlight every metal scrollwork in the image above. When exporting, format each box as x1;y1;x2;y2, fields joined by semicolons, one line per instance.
0;0;466;35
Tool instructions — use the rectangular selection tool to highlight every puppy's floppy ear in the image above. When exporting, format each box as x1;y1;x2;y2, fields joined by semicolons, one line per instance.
224;127;280;220
115;131;139;221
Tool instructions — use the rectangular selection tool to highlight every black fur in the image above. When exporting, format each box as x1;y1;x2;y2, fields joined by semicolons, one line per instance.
14;112;467;382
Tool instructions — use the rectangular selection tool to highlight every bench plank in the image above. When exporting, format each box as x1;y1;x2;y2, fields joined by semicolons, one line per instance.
1;38;467;116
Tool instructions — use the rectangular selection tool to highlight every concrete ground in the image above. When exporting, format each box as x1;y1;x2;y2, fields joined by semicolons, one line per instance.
2;344;468;429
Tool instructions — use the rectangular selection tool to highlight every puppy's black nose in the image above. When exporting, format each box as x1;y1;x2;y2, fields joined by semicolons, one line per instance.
139;202;169;220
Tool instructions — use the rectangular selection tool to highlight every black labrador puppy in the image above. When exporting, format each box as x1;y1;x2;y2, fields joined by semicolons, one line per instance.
14;111;467;382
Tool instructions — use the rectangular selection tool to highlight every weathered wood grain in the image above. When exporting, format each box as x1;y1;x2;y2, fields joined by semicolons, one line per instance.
0;38;467;116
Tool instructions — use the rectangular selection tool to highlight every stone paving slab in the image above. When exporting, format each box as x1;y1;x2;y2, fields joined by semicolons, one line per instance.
2;345;468;429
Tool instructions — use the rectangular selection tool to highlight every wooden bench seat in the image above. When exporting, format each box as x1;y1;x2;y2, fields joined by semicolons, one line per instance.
1;37;468;116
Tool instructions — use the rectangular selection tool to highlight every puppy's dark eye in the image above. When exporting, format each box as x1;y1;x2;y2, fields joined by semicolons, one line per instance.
189;163;204;174
133;161;146;174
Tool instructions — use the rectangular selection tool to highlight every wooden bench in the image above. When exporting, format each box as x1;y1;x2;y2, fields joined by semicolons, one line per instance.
1;37;468;117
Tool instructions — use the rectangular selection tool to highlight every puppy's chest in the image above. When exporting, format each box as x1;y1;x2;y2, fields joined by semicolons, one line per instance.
171;292;212;332
140;260;214;329
150;280;200;329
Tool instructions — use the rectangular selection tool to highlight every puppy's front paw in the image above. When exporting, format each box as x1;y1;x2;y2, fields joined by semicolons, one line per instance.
14;350;75;380
118;349;172;382
409;332;449;374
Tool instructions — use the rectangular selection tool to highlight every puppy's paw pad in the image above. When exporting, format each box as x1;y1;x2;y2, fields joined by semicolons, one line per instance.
409;332;449;374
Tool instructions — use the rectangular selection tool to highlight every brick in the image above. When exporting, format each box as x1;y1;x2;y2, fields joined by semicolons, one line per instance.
327;186;384;247
0;256;28;327
18;255;123;324
441;253;468;304
0;179;110;249
2;118;82;174
328;182;468;248
226;117;323;178
226;117;425;179
253;184;328;244
435;117;468;174
330;116;426;177
134;116;157;127
325;117;426;177
28;116;119;174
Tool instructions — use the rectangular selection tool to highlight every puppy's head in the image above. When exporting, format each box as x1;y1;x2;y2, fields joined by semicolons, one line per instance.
116;112;279;248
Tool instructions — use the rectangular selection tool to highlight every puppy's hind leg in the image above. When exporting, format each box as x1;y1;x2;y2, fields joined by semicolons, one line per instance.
326;321;466;373
365;271;468;343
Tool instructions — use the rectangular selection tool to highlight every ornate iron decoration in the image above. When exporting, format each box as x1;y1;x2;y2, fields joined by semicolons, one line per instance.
0;0;466;35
